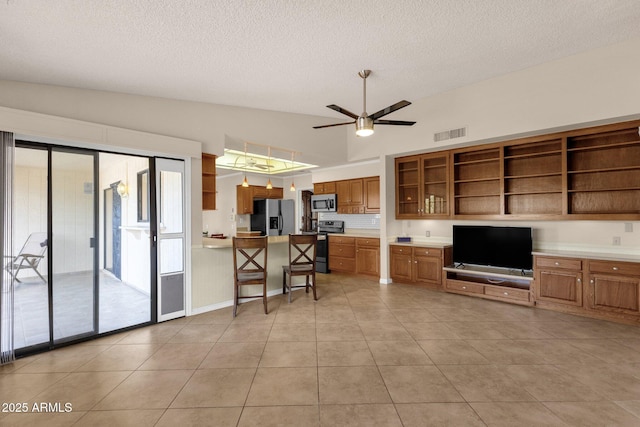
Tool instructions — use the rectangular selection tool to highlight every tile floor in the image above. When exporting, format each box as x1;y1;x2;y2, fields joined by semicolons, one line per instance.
2;273;640;426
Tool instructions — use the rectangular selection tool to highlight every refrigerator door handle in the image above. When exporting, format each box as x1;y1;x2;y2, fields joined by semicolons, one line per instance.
278;214;283;235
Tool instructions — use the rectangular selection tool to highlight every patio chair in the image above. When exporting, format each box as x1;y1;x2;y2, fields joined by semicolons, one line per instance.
4;232;48;284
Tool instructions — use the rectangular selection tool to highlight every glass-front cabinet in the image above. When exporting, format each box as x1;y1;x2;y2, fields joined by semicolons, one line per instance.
395;153;449;218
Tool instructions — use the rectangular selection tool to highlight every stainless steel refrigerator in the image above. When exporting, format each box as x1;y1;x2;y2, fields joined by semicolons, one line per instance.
250;199;295;236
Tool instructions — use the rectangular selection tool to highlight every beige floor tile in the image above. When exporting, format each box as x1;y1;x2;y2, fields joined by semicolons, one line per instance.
515;339;604;365
417;339;490;365
156;407;242;427
218;323;272;342
555;363;640;400
503;364;604;402
466;339;541;364
78;343;161;371
15;345;111;373
395;403;487;427
188;307;234;324
316;322;364;341
443;321;511;339
319;403;402;426
74;409;164;427
353;309;398;322
390;309;439;323
358;321;413;341
489;321;556;339
471;402;568;426
544;401;640;426
439;364;536;402
259;341;317;367
239;405;320;427
379;365;464;403
403;322;461;340
171;368;255;407
138;342;213;370
0;372;68;401
33;371;130;411
317;341;375;366
318;366;391;404
315;307;357;323
168;323;228;343
199;342;265;368
367;340;433;365
268;322;316;341
94;370;192;409
246;367;318;406
615;400;640;417
231;311;277;325
117;324;183;344
565;339;640;364
1;411;86;427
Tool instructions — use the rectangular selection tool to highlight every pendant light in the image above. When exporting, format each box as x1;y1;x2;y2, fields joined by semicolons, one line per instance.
241;142;249;187
289;151;296;192
266;146;273;190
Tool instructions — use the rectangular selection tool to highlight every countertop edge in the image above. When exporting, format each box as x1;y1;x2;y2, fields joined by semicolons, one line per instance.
532;250;640;263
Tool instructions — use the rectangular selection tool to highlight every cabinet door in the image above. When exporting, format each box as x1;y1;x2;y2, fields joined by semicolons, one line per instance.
588;274;640;315
236;185;253;214
390;250;412;283
395;156;421;218
413;254;442;285
349;179;364;205
364;177;380;213
336;180;350;206
356;247;380;276
535;270;583;306
267;187;283;199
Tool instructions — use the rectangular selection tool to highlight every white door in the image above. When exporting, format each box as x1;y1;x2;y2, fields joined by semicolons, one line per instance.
155;158;186;322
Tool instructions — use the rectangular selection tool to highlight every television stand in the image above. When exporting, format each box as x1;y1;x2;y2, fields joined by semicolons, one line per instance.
443;264;534;306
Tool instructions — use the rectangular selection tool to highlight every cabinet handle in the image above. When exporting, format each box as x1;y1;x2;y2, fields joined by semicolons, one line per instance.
577;278;581;283
590;279;594;284
462;286;467;290
554;262;560;266
414;260;417;263
503;292;509;296
612;267;619;271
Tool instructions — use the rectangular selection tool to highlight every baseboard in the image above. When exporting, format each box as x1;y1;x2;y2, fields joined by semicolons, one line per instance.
190;287;304;316
379;278;392;285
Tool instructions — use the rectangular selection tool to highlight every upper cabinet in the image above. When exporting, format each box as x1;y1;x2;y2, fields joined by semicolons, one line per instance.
236;184;284;214
396;153;449;219
314;176;379;214
395;120;640;220
202;153;217;210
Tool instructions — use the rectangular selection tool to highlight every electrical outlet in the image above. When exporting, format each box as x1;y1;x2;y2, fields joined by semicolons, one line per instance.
425;230;430;237
613;236;621;246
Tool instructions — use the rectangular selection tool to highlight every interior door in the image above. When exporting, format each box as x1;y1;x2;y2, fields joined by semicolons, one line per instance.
155;158;186;322
51;149;98;342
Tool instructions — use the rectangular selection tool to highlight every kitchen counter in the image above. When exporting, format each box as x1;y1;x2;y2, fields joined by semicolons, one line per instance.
388;238;452;249
341;229;380;238
532;249;640;263
203;235;289;249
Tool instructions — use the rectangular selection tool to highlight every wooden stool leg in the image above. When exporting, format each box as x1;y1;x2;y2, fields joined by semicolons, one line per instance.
311;273;317;301
282;267;287;295
233;282;238;317
263;282;268;315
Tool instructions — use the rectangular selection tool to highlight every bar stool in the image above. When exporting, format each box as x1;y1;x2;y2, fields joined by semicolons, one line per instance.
282;234;317;303
232;236;268;317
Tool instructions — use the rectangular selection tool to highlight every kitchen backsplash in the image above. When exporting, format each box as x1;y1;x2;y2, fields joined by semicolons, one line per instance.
318;213;380;229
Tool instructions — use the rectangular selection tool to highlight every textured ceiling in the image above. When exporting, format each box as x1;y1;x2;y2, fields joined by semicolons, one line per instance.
1;0;640;121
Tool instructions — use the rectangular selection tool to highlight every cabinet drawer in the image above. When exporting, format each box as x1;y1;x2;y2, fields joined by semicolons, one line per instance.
535;256;582;270
329;256;356;272
330;244;355;258
446;280;483;294
391;245;411;255
413;247;441;258
589;260;640;276
329;236;355;245
484;286;530;302
356;237;379;248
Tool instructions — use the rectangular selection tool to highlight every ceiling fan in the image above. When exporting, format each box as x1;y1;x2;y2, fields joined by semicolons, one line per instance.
313;70;416;136
228;157;273;170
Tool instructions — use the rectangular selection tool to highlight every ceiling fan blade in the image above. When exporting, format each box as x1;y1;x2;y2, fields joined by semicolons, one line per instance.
326;104;359;119
313;121;356;129
369;100;412;120
374;119;416;126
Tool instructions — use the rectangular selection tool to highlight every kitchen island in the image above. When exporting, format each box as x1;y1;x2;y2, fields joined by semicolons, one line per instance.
191;235;293;314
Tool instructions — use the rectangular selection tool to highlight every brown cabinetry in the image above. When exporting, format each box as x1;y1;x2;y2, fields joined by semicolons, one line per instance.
444;267;533;306
313;181;336;195
390;244;452;287
236;185;284;214
363;177;380;213
533;254;640;324
329;236;380;277
396;153;449;218
336;179;364;213
395;120;640;220
202;153;217;210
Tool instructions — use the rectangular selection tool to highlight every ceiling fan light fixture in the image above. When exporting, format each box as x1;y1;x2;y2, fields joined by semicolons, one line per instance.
355;116;374;137
266;178;273;189
242;175;249;187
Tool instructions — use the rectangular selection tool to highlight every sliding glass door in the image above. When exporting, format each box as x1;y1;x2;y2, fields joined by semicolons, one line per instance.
51;150;98;342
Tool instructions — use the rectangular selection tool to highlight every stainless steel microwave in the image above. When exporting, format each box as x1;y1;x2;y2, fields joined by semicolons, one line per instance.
311;194;337;212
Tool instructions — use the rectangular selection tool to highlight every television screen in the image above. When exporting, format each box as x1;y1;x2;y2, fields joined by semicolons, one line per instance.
453;225;533;271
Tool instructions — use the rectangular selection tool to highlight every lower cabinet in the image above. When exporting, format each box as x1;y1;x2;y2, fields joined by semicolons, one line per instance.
533;254;640;323
329;236;380;277
443;268;533;306
390;244;452;287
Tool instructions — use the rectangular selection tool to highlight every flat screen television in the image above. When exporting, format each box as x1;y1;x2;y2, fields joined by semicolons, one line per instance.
453;225;533;271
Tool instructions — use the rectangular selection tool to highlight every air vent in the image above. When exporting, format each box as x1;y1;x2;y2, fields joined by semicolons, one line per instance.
434;127;467;142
